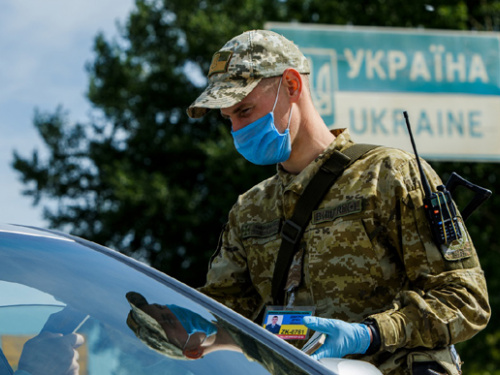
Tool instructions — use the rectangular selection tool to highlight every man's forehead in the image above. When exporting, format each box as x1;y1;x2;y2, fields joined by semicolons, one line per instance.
219;87;259;115
220;98;249;115
220;78;278;115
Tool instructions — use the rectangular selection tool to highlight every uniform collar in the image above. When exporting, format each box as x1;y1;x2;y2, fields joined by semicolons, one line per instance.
277;128;354;194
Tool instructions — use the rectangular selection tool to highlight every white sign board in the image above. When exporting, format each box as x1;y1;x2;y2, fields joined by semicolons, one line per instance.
267;23;500;162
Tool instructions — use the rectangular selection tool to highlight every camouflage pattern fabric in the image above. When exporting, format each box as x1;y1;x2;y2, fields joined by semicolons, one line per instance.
126;292;186;360
199;129;490;374
126;292;309;374
187;30;310;118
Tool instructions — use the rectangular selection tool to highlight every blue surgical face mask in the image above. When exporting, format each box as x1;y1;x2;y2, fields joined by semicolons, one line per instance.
167;304;218;349
231;77;294;165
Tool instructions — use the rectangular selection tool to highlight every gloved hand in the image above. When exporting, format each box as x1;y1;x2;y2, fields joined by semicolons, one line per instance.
302;316;371;360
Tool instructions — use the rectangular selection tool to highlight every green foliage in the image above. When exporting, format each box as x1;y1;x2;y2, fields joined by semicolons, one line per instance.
434;161;500;374
12;0;500;371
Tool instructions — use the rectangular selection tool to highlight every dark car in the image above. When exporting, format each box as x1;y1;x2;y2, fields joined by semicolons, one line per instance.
0;224;381;375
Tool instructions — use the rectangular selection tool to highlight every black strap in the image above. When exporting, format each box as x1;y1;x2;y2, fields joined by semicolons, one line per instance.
272;143;379;305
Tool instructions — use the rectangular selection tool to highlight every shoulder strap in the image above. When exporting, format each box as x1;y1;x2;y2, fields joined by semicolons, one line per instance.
272;143;379;305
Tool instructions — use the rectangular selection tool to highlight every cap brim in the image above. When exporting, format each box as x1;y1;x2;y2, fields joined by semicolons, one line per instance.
187;78;261;118
126;292;168;339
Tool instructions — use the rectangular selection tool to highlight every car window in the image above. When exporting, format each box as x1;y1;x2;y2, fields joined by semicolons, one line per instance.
0;227;322;375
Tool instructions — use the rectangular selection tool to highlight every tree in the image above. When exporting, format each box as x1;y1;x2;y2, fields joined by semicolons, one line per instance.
432;161;500;374
12;0;500;372
13;0;275;287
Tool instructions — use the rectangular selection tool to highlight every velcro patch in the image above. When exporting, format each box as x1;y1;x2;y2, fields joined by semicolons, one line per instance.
208;51;233;76
441;218;473;261
312;199;362;224
241;219;281;239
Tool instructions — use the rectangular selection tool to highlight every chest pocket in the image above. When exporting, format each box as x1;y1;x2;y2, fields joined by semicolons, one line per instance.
241;220;282;298
307;218;376;281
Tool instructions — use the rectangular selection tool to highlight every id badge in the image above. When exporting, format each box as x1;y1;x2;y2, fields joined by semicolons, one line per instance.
262;305;315;340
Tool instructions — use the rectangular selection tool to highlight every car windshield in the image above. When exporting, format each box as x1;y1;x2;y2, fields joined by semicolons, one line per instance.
0;226;321;375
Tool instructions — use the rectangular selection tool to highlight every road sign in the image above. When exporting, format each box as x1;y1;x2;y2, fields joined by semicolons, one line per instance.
267;23;500;162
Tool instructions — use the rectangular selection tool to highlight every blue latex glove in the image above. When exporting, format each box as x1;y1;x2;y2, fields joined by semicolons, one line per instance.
302;316;371;360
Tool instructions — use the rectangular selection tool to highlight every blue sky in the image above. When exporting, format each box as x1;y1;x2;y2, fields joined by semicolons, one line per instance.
0;0;135;228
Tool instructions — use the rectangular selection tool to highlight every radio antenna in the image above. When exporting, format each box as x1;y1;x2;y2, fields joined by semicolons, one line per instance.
403;111;432;198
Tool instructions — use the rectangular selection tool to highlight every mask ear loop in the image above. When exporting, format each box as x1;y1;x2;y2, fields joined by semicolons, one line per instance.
182;329;211;352
272;76;294;132
286;104;294;131
182;330;211;359
271;76;283;113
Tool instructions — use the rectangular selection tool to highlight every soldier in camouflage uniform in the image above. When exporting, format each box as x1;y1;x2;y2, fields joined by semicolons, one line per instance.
187;30;490;374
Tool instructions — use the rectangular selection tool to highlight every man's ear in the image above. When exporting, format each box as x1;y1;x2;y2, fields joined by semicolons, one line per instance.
183;346;204;360
283;68;302;102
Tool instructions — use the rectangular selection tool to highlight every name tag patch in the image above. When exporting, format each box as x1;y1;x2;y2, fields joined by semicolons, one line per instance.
241;219;281;239
441;218;473;261
312;199;362;224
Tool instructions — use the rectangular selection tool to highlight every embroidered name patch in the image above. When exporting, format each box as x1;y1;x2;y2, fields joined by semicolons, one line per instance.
241;219;281;239
441;218;473;261
312;199;362;224
208;51;233;76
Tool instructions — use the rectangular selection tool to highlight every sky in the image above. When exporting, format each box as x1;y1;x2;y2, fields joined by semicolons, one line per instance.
0;0;136;228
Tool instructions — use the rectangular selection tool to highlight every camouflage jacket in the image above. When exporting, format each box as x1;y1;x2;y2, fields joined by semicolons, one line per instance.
199;129;490;374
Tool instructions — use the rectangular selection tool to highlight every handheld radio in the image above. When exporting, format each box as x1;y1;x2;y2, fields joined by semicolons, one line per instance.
403;111;462;245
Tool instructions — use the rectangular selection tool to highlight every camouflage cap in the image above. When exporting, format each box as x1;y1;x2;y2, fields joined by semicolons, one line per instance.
187;29;310;118
126;292;187;360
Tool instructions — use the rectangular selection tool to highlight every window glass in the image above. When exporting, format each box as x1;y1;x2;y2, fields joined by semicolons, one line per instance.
0;229;309;375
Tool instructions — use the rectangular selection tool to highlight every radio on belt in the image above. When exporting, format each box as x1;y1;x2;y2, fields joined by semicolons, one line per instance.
403;111;491;246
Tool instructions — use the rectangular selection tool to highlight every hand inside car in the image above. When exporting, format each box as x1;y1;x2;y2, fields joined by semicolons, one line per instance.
17;331;84;375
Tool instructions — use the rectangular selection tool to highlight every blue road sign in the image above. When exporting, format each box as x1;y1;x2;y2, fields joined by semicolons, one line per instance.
267;23;500;162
